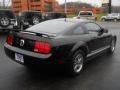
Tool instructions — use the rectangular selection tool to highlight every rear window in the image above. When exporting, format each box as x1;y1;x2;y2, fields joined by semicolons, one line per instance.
20;12;26;17
79;12;93;16
111;13;119;16
0;10;15;19
20;12;41;17
44;13;66;18
20;12;30;17
45;13;53;17
55;13;66;18
26;20;75;34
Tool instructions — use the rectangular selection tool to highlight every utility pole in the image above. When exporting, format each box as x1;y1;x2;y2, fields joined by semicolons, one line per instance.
65;0;67;21
65;0;67;14
109;0;112;13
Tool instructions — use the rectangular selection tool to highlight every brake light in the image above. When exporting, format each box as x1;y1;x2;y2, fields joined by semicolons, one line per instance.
34;41;51;54
6;35;14;45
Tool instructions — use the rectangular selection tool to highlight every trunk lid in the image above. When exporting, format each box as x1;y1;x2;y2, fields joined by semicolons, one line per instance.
12;31;55;52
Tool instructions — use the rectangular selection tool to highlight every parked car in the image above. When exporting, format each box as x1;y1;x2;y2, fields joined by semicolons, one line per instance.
0;9;17;31
43;12;66;20
18;11;43;30
4;19;116;76
101;13;120;22
74;11;97;21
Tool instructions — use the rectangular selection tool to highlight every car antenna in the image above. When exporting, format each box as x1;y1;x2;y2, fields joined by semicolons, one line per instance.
64;0;67;22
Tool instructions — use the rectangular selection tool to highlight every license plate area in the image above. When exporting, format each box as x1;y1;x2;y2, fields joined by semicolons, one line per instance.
15;53;24;63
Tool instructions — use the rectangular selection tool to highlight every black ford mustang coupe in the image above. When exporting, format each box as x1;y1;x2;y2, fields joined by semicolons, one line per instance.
4;19;117;76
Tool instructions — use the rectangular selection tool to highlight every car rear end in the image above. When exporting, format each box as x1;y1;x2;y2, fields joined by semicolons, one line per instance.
19;11;42;29
0;10;17;31
4;31;59;66
77;11;96;21
4;19;77;66
19;12;31;28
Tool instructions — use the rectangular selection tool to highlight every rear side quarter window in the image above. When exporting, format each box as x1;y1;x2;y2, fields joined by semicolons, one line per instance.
0;10;15;19
73;26;86;35
85;23;101;33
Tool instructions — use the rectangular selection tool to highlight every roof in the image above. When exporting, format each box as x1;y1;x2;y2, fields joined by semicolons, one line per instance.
50;18;94;24
21;11;41;13
79;11;93;12
27;18;94;35
44;12;65;13
0;9;13;11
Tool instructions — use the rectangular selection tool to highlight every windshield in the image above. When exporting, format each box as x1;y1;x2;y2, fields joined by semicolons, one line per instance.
0;10;15;19
108;13;118;16
26;20;75;35
79;12;93;16
19;12;27;17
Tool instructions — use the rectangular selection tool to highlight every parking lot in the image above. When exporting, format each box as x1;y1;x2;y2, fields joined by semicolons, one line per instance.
0;22;120;90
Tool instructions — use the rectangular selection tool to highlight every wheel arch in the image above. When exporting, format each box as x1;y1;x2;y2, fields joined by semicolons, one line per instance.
109;35;117;46
69;42;89;59
113;35;117;44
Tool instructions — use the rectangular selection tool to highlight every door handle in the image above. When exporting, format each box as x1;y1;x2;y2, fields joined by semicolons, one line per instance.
93;36;102;39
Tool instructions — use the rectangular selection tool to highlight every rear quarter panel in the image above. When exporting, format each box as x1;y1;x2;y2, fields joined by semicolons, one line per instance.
51;35;91;60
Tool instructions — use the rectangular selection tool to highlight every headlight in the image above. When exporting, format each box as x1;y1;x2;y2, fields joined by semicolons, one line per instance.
11;20;18;26
14;21;18;26
23;22;29;25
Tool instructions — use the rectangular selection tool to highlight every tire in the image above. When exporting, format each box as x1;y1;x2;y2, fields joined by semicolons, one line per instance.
95;17;97;21
114;18;118;22
108;38;116;54
67;50;85;76
32;16;40;25
20;24;24;31
20;24;29;31
0;16;10;27
102;18;106;21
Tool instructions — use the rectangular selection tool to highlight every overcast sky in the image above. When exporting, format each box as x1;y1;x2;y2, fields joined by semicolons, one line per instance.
57;0;120;6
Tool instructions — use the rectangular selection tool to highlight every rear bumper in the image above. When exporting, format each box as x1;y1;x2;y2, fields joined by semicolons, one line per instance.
4;43;62;65
79;17;96;20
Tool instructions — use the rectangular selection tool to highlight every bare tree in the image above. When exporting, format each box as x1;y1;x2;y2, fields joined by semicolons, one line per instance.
112;6;120;13
61;1;93;14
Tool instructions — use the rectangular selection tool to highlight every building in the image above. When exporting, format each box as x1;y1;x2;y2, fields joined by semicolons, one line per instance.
12;0;61;15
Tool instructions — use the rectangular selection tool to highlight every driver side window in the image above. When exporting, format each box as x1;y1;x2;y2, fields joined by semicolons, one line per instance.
85;23;101;33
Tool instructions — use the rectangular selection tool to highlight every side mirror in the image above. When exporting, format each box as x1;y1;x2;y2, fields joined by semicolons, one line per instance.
101;28;108;33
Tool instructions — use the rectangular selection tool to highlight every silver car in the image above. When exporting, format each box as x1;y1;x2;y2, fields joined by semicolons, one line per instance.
101;13;120;22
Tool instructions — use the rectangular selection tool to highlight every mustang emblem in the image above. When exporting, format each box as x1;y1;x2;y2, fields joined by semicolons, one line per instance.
20;39;25;47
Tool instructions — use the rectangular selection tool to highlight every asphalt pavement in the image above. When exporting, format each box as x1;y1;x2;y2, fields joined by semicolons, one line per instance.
0;22;120;90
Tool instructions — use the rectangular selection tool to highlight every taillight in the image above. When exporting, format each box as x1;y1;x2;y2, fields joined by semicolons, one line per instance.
34;41;51;54
6;35;14;45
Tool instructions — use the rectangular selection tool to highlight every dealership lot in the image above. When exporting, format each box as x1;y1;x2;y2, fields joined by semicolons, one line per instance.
0;22;120;90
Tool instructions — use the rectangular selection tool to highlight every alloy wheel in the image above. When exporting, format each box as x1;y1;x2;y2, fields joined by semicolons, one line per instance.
33;17;40;25
111;40;115;52
73;53;84;73
0;17;9;27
